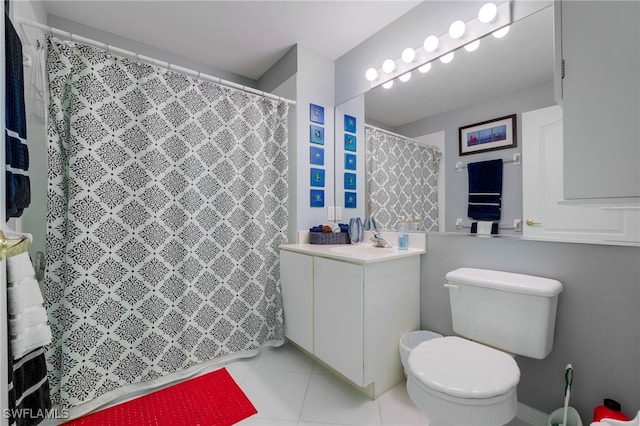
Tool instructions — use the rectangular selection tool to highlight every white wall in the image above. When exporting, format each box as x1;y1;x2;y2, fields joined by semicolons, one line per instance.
294;46;335;238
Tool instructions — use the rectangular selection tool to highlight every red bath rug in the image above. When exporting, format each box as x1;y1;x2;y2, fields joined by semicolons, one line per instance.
63;367;257;426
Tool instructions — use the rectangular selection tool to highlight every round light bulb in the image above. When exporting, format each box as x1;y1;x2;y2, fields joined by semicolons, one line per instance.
418;63;432;73
439;52;455;64
449;20;466;39
423;35;439;52
478;3;498;24
401;47;416;64
493;25;510;39
382;59;396;74
464;39;480;52
382;80;394;89
399;72;411;82
365;68;378;82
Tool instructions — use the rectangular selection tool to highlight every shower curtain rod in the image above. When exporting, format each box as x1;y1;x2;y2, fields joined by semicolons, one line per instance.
19;19;297;106
365;124;440;150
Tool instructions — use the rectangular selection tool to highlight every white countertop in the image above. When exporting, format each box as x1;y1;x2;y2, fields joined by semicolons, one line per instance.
280;243;425;264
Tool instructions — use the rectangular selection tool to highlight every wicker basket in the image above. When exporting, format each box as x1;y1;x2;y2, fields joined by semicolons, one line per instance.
309;232;351;245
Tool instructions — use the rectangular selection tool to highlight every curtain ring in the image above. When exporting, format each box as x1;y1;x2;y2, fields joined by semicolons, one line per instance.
105;44;112;60
136;52;141;66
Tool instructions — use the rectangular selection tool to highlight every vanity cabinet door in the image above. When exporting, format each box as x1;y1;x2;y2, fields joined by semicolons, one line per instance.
560;0;640;199
280;250;314;353
314;257;364;386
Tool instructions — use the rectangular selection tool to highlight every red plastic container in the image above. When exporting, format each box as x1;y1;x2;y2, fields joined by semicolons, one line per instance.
593;399;631;422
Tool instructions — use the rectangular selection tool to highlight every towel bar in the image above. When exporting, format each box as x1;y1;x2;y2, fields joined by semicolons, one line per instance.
0;230;31;259
455;218;523;232
456;153;521;172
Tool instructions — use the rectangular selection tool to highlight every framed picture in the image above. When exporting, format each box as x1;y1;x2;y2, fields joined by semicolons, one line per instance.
310;125;324;145
345;192;357;209
310;103;325;124
310;189;325;207
344;115;356;133
344;134;357;152
345;153;357;170
459;114;516;156
310;168;325;187
310;146;324;165
344;172;356;190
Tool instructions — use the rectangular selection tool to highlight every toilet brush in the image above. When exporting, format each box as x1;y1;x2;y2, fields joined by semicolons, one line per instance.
561;364;574;426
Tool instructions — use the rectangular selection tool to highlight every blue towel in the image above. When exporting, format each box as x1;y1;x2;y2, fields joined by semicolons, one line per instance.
5;13;31;220
467;159;502;220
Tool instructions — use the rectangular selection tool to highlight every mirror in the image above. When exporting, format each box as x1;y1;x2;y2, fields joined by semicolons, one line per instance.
335;6;554;233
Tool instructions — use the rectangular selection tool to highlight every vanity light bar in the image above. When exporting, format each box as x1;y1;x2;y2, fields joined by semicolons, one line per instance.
366;1;511;89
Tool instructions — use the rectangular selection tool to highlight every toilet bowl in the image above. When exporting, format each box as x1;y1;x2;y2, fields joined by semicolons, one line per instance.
405;268;563;425
407;336;520;426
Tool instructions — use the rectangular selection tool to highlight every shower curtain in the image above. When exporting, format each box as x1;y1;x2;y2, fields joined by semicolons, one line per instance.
365;125;440;231
44;37;289;408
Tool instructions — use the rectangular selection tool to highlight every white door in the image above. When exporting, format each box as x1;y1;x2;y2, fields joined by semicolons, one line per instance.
314;257;364;386
280;250;314;353
522;105;639;244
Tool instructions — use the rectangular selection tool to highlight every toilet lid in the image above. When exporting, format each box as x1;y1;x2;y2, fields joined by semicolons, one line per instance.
408;336;520;399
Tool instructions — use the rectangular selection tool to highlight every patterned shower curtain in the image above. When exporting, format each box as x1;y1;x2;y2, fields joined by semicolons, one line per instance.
44;37;288;408
365;125;440;231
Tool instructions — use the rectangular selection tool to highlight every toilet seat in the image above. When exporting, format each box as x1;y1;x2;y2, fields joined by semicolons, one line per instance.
408;336;520;399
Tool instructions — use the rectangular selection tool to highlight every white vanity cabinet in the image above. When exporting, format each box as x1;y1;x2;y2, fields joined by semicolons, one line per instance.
279;244;421;398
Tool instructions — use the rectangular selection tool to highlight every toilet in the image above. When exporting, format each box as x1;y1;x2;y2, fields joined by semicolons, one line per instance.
406;268;563;426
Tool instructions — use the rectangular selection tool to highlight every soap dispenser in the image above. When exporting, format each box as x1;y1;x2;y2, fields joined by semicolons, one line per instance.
397;217;409;250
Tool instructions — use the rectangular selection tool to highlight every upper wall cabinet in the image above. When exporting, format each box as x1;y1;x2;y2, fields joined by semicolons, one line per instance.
557;1;640;199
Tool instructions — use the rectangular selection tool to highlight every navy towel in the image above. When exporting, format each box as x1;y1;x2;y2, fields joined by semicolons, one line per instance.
5;13;31;220
467;159;503;220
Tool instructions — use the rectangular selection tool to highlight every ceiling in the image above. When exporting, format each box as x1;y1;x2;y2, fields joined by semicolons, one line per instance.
40;1;554;129
42;0;422;80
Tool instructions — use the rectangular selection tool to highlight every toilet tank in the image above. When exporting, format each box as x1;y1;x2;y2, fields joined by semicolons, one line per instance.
445;268;563;359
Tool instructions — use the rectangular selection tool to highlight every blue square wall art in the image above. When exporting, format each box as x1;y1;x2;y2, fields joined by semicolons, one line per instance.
344;115;357;133
310;189;325;207
345;153;357;170
344;134;357;152
310;168;325;187
344;172;356;190
310;146;324;165
310;125;324;145
310;103;325;124
345;192;357;208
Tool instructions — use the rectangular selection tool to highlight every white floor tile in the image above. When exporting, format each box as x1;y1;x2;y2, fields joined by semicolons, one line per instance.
300;372;382;426
252;343;314;374
237;415;298;425
240;368;311;422
378;381;430;426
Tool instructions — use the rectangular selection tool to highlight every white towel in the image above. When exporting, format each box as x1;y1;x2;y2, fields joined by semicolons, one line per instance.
6;243;35;283
7;278;44;314
6;250;52;360
10;325;52;359
476;221;494;235
9;306;49;334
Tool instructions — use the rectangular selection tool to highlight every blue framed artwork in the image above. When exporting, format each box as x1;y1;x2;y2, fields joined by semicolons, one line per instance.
310;103;325;124
344;115;356;133
345;192;357;208
310;146;324;165
344;134;357;152
310;125;324;145
344;172;357;190
310;168;325;187
345;153;357;170
310;189;325;207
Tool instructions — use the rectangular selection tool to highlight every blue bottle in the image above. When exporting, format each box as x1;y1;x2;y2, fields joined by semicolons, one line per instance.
397;217;409;250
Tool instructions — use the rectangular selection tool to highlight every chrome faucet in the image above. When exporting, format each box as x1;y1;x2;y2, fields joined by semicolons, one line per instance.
370;230;391;248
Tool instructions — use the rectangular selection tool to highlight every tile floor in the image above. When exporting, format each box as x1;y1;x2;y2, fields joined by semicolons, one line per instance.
227;342;533;426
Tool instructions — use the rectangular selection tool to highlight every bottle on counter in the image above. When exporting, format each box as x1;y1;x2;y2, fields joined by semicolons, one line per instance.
397;217;409;250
